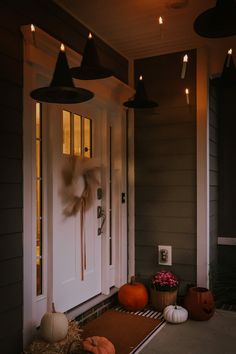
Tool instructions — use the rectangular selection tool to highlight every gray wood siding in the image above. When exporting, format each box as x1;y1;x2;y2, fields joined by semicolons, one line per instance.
0;5;23;350
0;1;128;352
134;50;196;295
209;81;219;285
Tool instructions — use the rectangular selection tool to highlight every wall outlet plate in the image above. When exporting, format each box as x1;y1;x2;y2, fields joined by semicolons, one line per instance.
158;245;172;266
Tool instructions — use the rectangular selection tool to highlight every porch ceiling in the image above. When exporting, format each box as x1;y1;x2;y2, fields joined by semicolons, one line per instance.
54;0;215;59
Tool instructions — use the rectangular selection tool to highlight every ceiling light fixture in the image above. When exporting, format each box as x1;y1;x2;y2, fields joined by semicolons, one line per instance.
30;44;94;104
194;0;236;38
123;75;158;109
70;32;113;80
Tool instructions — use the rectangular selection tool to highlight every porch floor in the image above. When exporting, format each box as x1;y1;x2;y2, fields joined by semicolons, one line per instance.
139;309;236;354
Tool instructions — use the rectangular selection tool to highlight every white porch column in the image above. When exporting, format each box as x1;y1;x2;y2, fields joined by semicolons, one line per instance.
196;47;209;288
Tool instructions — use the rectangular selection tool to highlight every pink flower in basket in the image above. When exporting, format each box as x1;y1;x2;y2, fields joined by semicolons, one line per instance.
151;270;178;292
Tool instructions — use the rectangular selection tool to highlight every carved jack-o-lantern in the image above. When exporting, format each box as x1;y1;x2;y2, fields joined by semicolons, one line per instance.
184;287;215;321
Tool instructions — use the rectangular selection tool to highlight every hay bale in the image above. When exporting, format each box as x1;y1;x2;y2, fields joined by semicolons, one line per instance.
23;320;82;354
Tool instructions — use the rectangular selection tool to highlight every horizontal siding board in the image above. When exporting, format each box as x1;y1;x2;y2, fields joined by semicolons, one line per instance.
0;257;22;287
0;282;22;313
135;138;196;156
210;200;218;217
210;156;218;172
135;259;196;283
135;201;195;218
0;306;22;340
210;171;218;186
0;158;22;183
0;54;23;85
210;186;218;201
135;170;196;187
0;106;22;134
135;185;196;202
136;215;195;234
135;154;196;171
0;184;22;209
135;122;195;141
0;133;22;159
0;233;22;261
0;27;22;60
0;209;22;235
136;106;195;125
136;231;196;249
209;125;217;142
136;245;195;266
0;81;22;110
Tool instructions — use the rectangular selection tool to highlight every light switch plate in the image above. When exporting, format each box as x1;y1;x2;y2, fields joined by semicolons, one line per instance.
158;245;172;266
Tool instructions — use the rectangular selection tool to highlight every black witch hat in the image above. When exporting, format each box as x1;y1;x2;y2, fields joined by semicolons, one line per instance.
194;0;236;38
30;44;94;103
70;33;113;80
123;76;158;109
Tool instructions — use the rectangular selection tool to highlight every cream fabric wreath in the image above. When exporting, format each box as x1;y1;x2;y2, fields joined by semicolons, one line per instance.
60;157;100;217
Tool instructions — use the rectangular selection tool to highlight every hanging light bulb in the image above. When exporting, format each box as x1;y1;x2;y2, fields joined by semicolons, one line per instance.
194;0;236;38
30;43;94;104
123;75;158;109
70;32;113;80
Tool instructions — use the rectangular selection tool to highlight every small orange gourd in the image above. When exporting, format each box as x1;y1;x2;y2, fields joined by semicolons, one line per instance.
83;336;115;354
118;276;148;311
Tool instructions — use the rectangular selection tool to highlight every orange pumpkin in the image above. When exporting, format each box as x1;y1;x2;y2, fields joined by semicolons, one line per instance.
118;276;148;311
83;336;115;354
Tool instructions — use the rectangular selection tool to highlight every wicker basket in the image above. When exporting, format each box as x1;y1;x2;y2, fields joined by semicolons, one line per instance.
150;288;177;312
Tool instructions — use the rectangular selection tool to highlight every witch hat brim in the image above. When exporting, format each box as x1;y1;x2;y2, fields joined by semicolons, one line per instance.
31;86;94;104
194;2;236;38
70;35;113;80
123;98;158;109
30;48;94;103
123;78;158;109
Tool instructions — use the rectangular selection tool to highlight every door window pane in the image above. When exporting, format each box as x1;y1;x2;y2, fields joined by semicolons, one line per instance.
73;114;82;156
83;117;92;158
63;110;71;155
36;102;43;296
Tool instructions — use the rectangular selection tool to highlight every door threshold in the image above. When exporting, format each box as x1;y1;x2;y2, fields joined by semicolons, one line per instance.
65;287;118;322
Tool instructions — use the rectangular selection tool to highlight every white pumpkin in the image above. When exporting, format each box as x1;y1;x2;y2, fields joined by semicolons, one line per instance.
163;305;188;324
40;303;69;343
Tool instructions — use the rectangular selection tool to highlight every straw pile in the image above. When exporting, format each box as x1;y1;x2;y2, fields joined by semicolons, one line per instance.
23;320;83;354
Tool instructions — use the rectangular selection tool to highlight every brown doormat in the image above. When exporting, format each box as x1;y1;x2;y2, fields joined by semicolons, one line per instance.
81;308;165;354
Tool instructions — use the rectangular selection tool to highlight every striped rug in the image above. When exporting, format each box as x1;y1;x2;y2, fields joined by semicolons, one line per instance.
82;306;166;354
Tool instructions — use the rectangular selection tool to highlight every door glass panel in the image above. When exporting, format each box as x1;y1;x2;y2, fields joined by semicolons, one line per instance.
63;110;71;155
36;102;43;296
83;117;92;158
73;114;82;156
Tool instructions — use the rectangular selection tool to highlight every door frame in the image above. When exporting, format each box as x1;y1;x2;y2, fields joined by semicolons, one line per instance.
22;25;134;346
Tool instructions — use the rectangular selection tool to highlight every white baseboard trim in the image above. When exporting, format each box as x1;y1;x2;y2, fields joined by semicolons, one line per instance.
218;237;236;246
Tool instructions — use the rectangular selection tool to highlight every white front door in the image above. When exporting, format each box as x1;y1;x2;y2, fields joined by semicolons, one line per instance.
48;103;102;312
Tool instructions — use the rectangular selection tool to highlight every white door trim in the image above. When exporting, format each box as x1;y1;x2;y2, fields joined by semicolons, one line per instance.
196;47;210;288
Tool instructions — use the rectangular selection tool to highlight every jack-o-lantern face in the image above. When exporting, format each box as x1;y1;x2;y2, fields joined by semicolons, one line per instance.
184;287;215;321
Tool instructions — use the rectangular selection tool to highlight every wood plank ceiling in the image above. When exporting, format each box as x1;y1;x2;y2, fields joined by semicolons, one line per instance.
54;0;216;59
